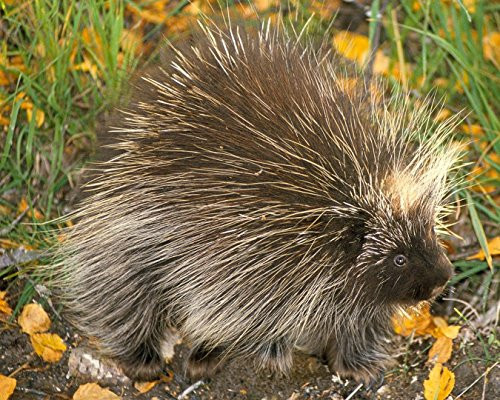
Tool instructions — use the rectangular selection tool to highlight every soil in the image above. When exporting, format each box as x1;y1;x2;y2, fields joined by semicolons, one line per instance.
1;302;498;400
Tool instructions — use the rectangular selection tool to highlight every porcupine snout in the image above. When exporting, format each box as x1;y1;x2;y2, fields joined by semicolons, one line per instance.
430;253;453;297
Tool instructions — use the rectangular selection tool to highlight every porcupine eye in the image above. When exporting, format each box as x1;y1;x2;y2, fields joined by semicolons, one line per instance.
393;255;407;267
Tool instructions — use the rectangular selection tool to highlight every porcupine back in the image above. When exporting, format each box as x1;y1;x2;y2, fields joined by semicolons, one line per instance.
55;20;462;379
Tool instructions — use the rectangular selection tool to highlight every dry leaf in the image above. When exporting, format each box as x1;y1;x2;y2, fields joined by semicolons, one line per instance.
461;123;483;137
392;303;434;336
0;375;16;400
73;383;121;400
373;51;390;75
483;32;500;66
26;108;45;128
437;324;461;340
18;303;51;334
0;292;13;316
134;380;158;393
467;236;500;260
30;333;67;363
433;109;452;122
333;31;369;65
423;363;455;400
428;336;453;363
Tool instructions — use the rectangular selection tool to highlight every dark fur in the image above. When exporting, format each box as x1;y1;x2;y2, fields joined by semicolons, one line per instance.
56;23;457;384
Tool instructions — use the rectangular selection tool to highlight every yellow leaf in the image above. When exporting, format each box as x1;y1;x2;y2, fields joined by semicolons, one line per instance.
72;57;99;80
134;380;158;393
467;236;500;261
30;333;66;363
423;363;455;400
0;375;16;400
0;115;9;125
254;0;277;12
26;108;45;128
73;383;121;400
0;292;13;316
0;70;10;86
120;29;143;55
333;31;370;65
393;303;434;336
428;336;453;363
0;239;21;249
309;0;341;19
17;197;28;213
440;325;461;340
126;4;168;25
483;32;500;66
461;123;483;137
433;109;452;122
373;51;390;75
18;303;51;334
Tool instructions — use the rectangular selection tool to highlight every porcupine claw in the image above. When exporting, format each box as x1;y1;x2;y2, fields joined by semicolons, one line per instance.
366;371;385;391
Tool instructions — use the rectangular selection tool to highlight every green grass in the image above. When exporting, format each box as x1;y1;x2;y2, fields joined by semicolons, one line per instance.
0;0;139;306
0;0;498;358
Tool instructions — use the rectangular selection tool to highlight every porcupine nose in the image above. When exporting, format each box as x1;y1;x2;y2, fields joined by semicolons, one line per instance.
431;254;453;297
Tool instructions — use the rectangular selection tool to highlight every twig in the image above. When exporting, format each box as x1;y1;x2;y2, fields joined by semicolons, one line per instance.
455;362;498;399
365;0;390;80
0;208;29;236
345;383;363;400
442;297;481;321
0;193;41;236
8;359;33;378
178;380;204;399
0;249;42;269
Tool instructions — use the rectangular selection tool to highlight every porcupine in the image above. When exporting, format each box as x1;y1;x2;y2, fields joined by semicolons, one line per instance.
55;19;463;384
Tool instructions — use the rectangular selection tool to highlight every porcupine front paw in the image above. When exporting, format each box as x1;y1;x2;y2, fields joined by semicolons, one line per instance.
325;341;393;386
328;355;390;387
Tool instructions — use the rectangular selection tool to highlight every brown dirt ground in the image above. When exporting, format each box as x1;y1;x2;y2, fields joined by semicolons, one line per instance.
1;299;498;400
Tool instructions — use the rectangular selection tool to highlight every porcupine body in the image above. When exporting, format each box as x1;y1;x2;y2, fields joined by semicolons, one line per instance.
56;21;462;383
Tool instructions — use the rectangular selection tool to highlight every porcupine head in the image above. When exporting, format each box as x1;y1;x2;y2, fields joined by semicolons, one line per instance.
54;17;464;386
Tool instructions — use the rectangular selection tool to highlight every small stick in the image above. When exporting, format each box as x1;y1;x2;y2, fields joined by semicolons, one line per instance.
455;362;498;399
178;380;204;399
365;0;390;80
345;383;364;400
0;208;29;236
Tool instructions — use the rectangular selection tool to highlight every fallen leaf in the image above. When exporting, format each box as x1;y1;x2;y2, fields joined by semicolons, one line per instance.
428;336;453;363
17;197;28;213
423;363;455;400
26;108;45;128
134;380;158;393
30;333;66;363
433;108;452;122
392;303;434;336
467;236;500;261
73;383;121;400
483;32;500;66
254;0;278;12
18;303;51;334
309;0;341;19
0;292;13;316
373;51;390;75
0;375;16;400
438;324;461;340
333;31;370;65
